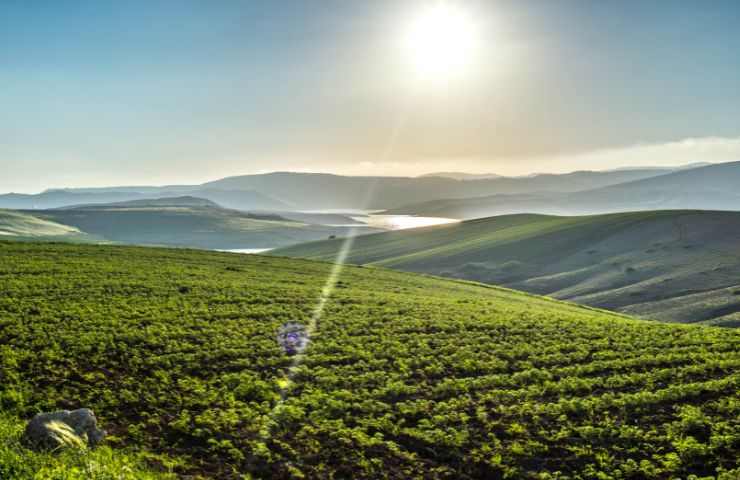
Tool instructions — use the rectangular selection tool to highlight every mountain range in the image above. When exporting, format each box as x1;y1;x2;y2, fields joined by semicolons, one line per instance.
0;166;692;212
389;161;740;218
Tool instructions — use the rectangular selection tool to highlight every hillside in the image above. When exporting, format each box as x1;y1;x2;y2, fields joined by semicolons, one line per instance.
390;161;740;219
0;189;288;212
28;204;364;250
0;210;94;242
274;210;740;327
1;242;738;479
64;195;221;209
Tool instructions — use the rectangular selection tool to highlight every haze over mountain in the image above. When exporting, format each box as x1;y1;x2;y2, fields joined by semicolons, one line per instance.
274;210;740;327
390;161;740;219
0;165;692;212
0;188;288;212
419;172;502;180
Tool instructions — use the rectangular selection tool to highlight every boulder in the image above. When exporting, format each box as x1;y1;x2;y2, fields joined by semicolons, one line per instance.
23;408;106;451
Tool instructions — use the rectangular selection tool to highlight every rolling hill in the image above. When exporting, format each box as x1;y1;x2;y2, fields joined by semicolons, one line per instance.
24;201;368;250
62;195;222;209
390;161;740;219
0;210;95;242
274;210;740;327
1;241;738;478
0;188;288;212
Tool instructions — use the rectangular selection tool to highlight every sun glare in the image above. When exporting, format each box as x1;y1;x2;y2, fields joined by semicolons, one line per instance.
403;2;478;83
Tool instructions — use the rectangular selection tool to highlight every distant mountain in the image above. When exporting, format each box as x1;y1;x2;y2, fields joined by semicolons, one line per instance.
566;160;740;212
419;172;502;180
0;163;707;212
0;188;288;211
0;191;151;210
200;168;675;210
390;161;740;219
606;162;711;172
62;195;221;209
274;210;740;327
186;189;290;211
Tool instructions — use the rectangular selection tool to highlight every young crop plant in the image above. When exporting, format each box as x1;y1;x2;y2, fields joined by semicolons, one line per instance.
0;241;738;479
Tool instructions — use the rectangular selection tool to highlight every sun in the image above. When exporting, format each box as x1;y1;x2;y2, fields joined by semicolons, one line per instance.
403;2;478;82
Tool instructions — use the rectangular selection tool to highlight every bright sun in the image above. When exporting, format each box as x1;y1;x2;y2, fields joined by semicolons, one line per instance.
403;2;478;82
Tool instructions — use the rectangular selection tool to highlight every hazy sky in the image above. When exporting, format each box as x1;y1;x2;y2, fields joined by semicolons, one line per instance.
2;0;740;192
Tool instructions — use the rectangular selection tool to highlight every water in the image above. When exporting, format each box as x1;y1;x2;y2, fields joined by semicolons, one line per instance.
354;214;459;230
217;248;273;254
217;214;458;253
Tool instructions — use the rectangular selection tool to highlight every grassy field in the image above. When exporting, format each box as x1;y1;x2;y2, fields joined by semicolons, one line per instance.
0;241;738;478
0;414;172;480
274;210;740;326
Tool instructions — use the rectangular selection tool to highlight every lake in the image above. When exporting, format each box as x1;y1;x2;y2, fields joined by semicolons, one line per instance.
219;214;459;254
353;214;459;230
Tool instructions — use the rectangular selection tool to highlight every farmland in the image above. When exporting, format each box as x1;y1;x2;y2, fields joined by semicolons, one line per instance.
0;241;738;478
274;210;740;326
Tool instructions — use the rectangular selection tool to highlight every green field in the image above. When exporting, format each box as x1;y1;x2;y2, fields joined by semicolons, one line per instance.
1;241;738;478
274;210;740;327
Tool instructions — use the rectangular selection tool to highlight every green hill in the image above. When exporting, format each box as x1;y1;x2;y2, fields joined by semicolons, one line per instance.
1;241;738;479
274;210;740;327
22;204;367;250
63;195;222;209
0;210;95;242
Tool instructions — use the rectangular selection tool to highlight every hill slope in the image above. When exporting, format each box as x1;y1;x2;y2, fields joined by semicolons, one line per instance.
27;204;368;250
63;195;221;209
0;210;94;242
274;210;740;326
1;242;738;479
0;188;288;212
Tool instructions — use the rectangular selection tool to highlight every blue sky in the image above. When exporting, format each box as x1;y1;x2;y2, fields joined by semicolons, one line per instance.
1;0;739;191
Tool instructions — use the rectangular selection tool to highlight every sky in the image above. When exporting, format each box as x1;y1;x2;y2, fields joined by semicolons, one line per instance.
1;0;740;192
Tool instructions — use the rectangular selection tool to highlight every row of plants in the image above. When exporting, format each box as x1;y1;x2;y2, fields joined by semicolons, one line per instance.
0;242;738;478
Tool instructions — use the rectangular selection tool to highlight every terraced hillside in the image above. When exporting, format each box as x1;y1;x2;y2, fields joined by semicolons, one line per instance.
274;210;740;326
0;242;738;479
